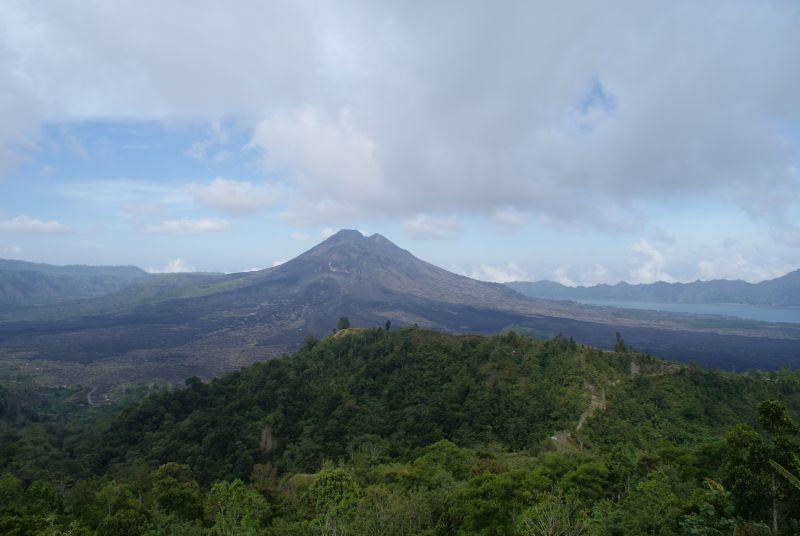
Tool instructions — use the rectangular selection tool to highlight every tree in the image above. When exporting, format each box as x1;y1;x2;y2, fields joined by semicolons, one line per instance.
385;319;392;331
515;491;588;536
614;332;628;353
337;317;351;330
560;462;610;502
678;479;737;535
723;424;772;522
440;469;548;534
758;400;796;437
302;335;319;351
206;479;268;535
770;455;800;491
25;480;62;516
97;508;148;536
95;481;137;519
249;463;280;500
301;467;362;516
723;401;800;532
757;400;799;533
150;463;203;521
299;467;362;531
612;469;683;534
347;485;435;535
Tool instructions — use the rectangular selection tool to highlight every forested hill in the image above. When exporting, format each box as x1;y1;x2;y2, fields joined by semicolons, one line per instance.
5;328;800;533
0;258;150;309
508;269;800;306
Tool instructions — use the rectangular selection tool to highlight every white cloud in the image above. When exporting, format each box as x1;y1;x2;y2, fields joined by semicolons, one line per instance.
629;239;675;284
253;105;386;223
0;243;22;257
185;140;213;160
212;150;231;163
467;240;796;287
0;1;797;241
698;259;730;281
319;227;335;240
290;231;310;241
490;207;526;232
547;241;797;286
0;215;70;234
403;214;462;240
144;217;230;235
650;226;676;246
147;257;194;273
722;237;739;249
242;1;800;232
59;179;190;207
188;176;277;216
62;129;88;158
548;264;611;287
584;264;611;286
271;259;286;267
185;121;230;160
696;254;790;283
468;262;531;283
553;267;577;287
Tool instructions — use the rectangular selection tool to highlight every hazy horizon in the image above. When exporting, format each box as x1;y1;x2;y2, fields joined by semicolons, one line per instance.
1;227;798;289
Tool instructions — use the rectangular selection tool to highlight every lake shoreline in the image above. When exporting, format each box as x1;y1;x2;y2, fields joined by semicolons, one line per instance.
573;298;800;324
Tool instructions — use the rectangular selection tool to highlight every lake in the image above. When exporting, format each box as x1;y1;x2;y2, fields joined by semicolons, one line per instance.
575;298;800;324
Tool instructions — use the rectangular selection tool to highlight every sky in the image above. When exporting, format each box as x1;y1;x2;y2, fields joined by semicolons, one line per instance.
0;1;799;285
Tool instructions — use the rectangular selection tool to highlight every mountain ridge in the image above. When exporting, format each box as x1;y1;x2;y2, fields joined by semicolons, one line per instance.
0;258;151;309
508;269;800;307
2;229;800;392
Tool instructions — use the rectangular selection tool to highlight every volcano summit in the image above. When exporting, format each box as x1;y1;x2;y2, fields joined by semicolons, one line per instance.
1;230;800;392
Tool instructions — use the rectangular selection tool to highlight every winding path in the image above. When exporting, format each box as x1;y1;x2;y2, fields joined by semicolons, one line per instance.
86;386;97;406
576;384;605;433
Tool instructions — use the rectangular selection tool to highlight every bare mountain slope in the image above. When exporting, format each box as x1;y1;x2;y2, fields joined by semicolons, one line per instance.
2;230;800;393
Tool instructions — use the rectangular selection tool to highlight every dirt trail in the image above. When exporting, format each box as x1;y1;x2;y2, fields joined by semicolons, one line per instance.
576;384;606;433
86;387;97;406
550;383;609;450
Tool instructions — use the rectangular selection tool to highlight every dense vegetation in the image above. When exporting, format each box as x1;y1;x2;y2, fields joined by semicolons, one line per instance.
3;328;800;534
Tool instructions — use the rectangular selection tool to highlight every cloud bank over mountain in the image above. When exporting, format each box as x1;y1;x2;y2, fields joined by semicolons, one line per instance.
0;1;799;283
2;1;798;229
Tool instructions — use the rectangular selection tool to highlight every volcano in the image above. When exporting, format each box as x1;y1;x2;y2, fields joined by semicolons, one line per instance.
2;229;800;392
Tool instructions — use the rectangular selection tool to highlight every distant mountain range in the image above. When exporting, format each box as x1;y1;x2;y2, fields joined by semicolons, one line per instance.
0;258;150;309
2;230;800;393
507;270;800;307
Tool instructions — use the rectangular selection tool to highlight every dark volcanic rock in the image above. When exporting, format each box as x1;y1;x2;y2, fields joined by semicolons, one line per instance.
2;229;800;391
